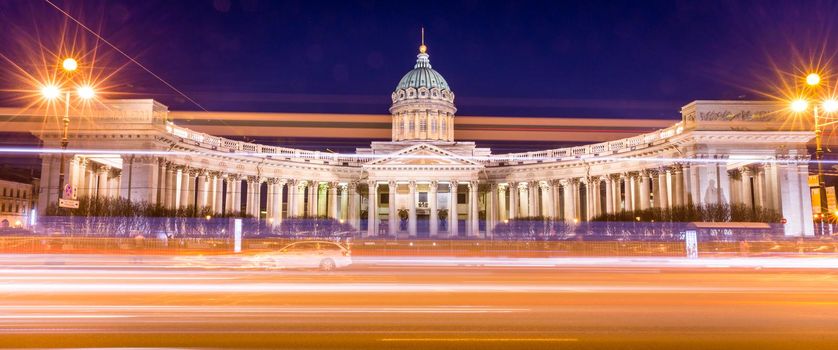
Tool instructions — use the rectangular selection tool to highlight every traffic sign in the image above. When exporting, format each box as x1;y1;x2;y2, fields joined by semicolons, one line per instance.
59;198;79;209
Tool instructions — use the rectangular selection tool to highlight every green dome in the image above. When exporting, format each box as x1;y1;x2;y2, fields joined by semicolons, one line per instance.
395;53;451;91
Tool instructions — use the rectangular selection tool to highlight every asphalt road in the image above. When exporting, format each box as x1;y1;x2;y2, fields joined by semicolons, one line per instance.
1;255;838;349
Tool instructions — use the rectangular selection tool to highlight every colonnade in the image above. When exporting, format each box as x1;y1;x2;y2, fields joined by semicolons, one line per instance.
38;155;814;238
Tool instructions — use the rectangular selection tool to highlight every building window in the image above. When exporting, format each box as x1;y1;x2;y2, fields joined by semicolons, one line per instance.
457;193;466;204
420;118;427;132
441;118;447;134
431;117;436;133
409;119;415;133
379;193;389;204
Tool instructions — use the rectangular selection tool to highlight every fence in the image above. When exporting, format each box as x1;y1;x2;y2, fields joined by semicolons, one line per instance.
1;236;836;257
25;216;791;242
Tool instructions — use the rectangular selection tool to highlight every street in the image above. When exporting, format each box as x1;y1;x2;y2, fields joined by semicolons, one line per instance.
0;255;837;349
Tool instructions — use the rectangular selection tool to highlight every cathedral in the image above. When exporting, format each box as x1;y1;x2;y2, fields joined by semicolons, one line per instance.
34;41;815;237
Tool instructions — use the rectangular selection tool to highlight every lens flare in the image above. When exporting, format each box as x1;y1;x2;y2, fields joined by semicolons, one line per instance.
40;84;61;100
806;73;821;86
62;58;78;72
790;99;808;112
823;99;838;113
77;85;95;99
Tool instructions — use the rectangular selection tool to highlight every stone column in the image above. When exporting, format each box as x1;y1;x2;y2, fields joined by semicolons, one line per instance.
639;171;650;210
340;184;349;221
388;181;397;236
244;177;254;217
273;179;284;225
449;181;459;237
367;181;378;237
657;168;669;209
527;181;538;218
563;179;577;223
254;178;263;219
672;164;685;207
498;183;508;221
155;160;166;206
429;181;439;237
348;182;360;230
97;166;110;199
165;165;176;209
469;181;479;237
408;181;417;237
213;174;223;214
328;182;339;219
196;172;208;209
286;179;297;217
604;176;614;214
232;176;242;215
796;162;815;236
265;179;274;223
224;176;234;214
538;182;549;217
508;182;518;219
307;181;318;217
186;169;197;208
487;183;498;236
179;168;190;208
740;167;753;208
614;175;624;212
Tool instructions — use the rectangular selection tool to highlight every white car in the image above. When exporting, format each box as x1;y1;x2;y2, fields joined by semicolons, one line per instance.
247;241;352;271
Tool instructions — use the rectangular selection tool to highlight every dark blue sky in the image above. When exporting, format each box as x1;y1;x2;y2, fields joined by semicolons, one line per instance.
2;0;837;118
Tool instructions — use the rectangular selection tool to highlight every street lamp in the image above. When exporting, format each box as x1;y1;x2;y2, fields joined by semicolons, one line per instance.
790;72;838;235
40;57;96;208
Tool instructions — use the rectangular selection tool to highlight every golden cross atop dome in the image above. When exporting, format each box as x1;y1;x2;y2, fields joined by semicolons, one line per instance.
419;27;427;54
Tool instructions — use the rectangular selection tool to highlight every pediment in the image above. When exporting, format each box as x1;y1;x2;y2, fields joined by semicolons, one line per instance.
365;143;481;167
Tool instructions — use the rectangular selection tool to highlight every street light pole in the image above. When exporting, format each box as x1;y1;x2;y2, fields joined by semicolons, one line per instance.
56;90;71;207
813;104;829;235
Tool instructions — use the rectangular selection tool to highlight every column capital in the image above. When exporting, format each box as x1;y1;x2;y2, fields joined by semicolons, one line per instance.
388;180;397;188
328;181;339;189
367;180;377;188
408;180;416;189
497;182;509;191
429;180;439;190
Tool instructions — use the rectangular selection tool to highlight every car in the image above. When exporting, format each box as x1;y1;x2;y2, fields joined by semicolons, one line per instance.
246;241;352;271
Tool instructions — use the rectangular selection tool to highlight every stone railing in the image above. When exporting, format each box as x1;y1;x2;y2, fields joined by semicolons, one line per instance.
166;121;685;167
165;123;368;166
482;122;684;166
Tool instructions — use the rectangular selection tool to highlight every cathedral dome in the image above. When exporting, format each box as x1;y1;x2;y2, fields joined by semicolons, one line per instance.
395;53;451;91
390;42;455;105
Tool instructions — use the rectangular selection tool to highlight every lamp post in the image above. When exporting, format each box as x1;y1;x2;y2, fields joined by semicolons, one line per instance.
40;58;95;208
790;73;838;236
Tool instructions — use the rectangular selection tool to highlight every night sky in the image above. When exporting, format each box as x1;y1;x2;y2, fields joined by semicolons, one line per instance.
2;0;837;119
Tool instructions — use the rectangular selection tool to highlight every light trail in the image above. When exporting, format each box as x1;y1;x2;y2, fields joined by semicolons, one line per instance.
0;146;824;165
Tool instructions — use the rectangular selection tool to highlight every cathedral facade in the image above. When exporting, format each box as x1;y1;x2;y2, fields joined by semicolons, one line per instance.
34;44;816;237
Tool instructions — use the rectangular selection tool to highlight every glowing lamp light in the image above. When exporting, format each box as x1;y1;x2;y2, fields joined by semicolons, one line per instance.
77;85;95;99
806;73;821;86
823;99;838;113
40;84;61;100
205;215;212;220
62;58;78;72
790;99;808;112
